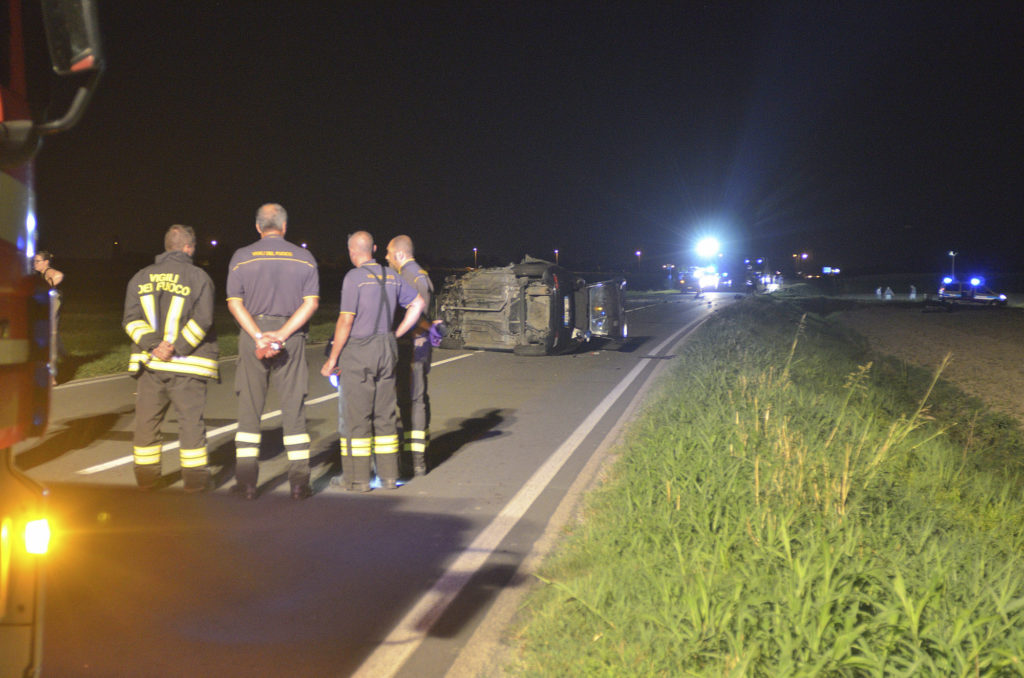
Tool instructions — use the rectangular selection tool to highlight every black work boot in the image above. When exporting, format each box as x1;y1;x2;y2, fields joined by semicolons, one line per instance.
288;460;312;499
348;457;372;492
341;453;356;489
134;464;162;490
412;451;427;477
234;458;259;500
376;454;399;489
182;468;213;493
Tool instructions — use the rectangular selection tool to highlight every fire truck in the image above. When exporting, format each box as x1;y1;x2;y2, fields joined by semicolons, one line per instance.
1;1;102;675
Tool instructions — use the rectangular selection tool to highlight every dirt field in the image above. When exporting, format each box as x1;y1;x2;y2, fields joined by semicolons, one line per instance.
835;305;1024;424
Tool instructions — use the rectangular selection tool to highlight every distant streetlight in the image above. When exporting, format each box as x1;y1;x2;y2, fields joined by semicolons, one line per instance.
554;249;559;265
473;247;478;267
948;250;957;280
635;250;642;272
210;239;218;247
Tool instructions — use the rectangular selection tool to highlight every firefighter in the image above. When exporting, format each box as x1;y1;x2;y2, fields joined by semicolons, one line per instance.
321;231;425;491
123;225;219;491
226;203;319;500
385;235;433;476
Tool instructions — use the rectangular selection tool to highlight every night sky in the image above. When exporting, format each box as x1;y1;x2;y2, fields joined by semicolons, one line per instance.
34;1;1024;276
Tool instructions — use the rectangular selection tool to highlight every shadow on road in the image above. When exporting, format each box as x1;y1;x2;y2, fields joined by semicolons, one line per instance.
14;409;132;470
427;408;506;473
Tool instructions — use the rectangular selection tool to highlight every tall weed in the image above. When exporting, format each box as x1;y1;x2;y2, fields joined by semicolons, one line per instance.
512;295;1024;677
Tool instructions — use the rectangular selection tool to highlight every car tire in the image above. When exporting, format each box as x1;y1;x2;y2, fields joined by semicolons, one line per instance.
513;343;548;356
439;336;463;350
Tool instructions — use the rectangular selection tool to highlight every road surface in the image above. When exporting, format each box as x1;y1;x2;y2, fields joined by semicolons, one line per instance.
14;292;728;677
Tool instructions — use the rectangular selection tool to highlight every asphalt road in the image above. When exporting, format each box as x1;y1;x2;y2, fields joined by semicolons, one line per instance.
14;292;728;677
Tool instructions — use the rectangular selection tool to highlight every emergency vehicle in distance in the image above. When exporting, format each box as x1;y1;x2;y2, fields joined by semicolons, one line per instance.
435;256;627;355
1;2;103;676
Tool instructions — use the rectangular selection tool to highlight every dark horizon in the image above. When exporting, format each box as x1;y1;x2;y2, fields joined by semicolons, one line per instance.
34;1;1024;278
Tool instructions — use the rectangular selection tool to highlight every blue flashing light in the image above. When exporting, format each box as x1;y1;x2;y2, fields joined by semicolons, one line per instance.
942;276;953;284
969;277;982;287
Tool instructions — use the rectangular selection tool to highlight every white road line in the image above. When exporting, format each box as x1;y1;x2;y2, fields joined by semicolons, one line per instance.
75;351;479;475
349;323;696;678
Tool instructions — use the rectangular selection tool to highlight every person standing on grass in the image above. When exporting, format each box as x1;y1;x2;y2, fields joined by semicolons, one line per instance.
33;250;65;383
123;225;219;492
226;203;319;500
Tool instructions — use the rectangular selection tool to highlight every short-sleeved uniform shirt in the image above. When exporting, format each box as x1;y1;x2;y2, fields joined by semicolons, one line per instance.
397;259;433;312
226;235;319;316
340;262;418;338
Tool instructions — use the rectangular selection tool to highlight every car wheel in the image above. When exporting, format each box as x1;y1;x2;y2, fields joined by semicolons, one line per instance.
513;343;548;356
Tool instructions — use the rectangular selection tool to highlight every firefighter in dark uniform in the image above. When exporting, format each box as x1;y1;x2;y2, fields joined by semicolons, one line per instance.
226;203;319;500
385;235;433;476
123;225;219;492
321;231;425;491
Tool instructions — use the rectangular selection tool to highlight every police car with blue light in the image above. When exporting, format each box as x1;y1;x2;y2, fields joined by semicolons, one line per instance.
937;277;1008;307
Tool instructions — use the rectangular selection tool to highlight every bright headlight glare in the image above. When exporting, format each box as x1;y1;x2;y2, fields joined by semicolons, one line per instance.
24;519;50;555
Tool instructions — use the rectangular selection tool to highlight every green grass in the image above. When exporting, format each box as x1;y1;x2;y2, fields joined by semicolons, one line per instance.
509;295;1024;677
59;300;339;380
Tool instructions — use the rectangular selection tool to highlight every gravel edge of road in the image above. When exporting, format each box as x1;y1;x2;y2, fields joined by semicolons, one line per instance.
444;326;699;678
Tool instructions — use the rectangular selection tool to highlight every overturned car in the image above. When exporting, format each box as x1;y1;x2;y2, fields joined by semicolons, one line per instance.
435;257;627;355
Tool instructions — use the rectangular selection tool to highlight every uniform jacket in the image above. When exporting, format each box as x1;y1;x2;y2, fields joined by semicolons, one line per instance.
123;250;219;379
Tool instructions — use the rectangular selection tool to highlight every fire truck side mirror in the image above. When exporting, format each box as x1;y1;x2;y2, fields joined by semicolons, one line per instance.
36;0;104;135
41;0;104;76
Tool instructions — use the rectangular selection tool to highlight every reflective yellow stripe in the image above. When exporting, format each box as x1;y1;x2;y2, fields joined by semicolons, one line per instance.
283;433;310;446
126;319;154;344
181;319;205;348
130;354;219;379
164;295;185;343
404;430;428;452
235;430;260;458
140;294;158;335
128;353;148;373
134;445;161;465
180;447;208;468
350;438;372;457
286;450;309;461
339;439;348;456
374;434;399;455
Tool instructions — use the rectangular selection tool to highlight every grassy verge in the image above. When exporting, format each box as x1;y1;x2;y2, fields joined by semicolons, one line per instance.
508;295;1024;676
59;301;339;381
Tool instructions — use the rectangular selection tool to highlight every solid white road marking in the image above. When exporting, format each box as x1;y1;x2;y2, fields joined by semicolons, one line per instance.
349;322;698;678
